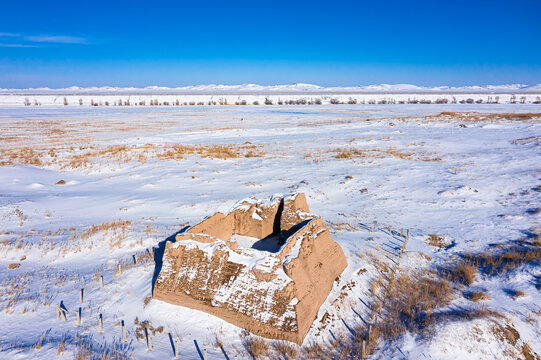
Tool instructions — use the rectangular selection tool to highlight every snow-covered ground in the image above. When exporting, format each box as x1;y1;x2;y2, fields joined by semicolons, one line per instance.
0;103;540;359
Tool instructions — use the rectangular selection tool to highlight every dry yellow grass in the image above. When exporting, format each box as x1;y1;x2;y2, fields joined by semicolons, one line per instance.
449;262;478;285
0;143;265;169
331;147;441;162
326;267;495;359
273;341;299;359
467;290;491;302
431;112;541;123
243;336;270;359
463;246;541;275
426;234;451;248
510;289;526;299
56;338;66;355
134;318;164;340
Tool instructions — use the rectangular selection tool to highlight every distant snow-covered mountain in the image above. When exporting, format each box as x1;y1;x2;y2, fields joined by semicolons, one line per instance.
0;83;540;94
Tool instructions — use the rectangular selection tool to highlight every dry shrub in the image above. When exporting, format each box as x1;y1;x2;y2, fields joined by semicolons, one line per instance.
426;234;451;248
376;271;453;338
340;244;539;359
490;322;539;359
73;340;133;360
0;147;43;166
466;246;541;276
509;289;526;299
492;322;520;347
57;338;66;355
512;136;541;146
133;317;164;340
467;290;491;302
8;263;20;269
243;336;269;359
331;269;470;359
273;341;298;359
301;342;324;359
134;318;164;339
74;343;92;360
521;343;538;360
32;334;47;350
450;262;477;285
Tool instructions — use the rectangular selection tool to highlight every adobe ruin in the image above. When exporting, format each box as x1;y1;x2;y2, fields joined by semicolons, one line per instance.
153;193;347;344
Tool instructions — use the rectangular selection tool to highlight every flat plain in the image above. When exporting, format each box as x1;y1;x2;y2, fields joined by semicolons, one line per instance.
0;103;540;359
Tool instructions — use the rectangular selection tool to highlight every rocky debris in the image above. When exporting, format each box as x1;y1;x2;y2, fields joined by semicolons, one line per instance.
154;193;347;344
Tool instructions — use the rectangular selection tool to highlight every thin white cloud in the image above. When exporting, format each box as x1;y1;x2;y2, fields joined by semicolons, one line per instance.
0;32;20;37
0;43;38;48
25;35;86;44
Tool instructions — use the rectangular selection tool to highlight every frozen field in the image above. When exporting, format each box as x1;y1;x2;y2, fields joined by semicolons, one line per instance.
0;104;540;359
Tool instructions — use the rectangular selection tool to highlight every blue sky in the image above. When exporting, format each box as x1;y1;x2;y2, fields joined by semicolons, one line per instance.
1;0;540;88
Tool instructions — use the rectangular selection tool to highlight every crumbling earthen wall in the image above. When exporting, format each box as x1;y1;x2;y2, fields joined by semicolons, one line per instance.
154;193;347;344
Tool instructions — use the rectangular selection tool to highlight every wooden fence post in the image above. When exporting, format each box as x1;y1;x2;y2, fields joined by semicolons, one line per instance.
204;349;207;360
100;275;104;290
79;288;84;304
122;320;127;343
77;307;81;326
145;327;152;351
174;339;179;359
56;305;61;319
61;307;68;321
99;314;103;333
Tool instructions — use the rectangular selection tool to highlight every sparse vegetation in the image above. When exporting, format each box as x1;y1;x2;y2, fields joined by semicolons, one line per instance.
134;318;164;340
467;290;491;302
0;143;266;169
426;234;451;248
273;341;298;359
449;261;477;285
243;335;270;359
509;289;526;299
331;147;440;162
